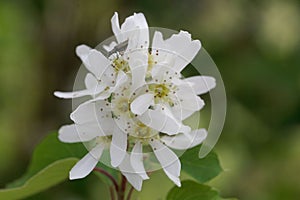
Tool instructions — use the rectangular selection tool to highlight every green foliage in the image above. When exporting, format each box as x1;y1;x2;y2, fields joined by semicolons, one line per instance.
167;180;228;200
180;146;223;183
0;132;121;199
0;132;86;199
7;132;86;188
0;158;78;200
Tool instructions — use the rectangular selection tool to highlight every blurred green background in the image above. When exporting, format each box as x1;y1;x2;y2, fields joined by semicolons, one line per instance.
1;0;300;199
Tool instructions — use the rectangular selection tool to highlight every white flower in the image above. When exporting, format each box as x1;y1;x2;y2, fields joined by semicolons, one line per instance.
55;12;216;191
54;12;149;101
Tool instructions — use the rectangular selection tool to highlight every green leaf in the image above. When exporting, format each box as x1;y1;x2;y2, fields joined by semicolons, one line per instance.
167;180;227;200
3;132;121;199
180;146;223;183
7;132;86;188
0;158;78;200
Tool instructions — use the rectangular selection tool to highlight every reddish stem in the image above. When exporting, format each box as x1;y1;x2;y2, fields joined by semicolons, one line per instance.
126;186;134;200
118;175;127;200
110;186;116;200
93;167;119;192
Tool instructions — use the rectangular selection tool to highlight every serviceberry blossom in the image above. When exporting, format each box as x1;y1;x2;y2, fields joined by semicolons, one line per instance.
55;12;216;191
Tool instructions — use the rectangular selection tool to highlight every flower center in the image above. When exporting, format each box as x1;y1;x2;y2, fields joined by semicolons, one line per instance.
149;83;175;106
112;57;130;73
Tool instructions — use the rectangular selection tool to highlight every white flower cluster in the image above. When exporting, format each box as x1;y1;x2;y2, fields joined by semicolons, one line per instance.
55;12;216;191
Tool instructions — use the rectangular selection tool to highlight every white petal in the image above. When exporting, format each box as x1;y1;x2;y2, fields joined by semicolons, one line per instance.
161;129;207;150
172;82;205;119
130;93;154;115
54;90;91;99
84;73;98;90
127;50;148;92
54;74;104;99
130;142;149;180
87;50;111;79
185;76;216;95
110;126;127;167
58;124;103;143
70;101;114;135
152;31;164;49
180;96;205;111
149;140;181;184
120;13;149;48
152;31;201;72
69;144;104;180
58;124;81;143
119;154;144;191
121;13;148;34
111;12;122;43
138;105;191;135
76;44;91;61
70;102;99;124
166;31;201;72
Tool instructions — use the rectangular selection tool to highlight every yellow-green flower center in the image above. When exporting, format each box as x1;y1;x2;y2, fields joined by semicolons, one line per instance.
112;57;130;73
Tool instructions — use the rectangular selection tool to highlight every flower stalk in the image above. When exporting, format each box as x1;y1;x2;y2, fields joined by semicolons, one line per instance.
93;167;119;193
118;175;127;200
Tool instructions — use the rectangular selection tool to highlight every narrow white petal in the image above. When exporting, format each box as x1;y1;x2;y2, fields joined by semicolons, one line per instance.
76;44;91;61
58;124;81;143
130;93;154;115
119;154;144;191
54;90;90;99
150;140;181;182
111;12;122;43
110;127;127;167
185;76;216;95
161;129;207;150
69;144;104;180
138;105;191;135
130;142;149;180
58;124;103;143
152;31;164;50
